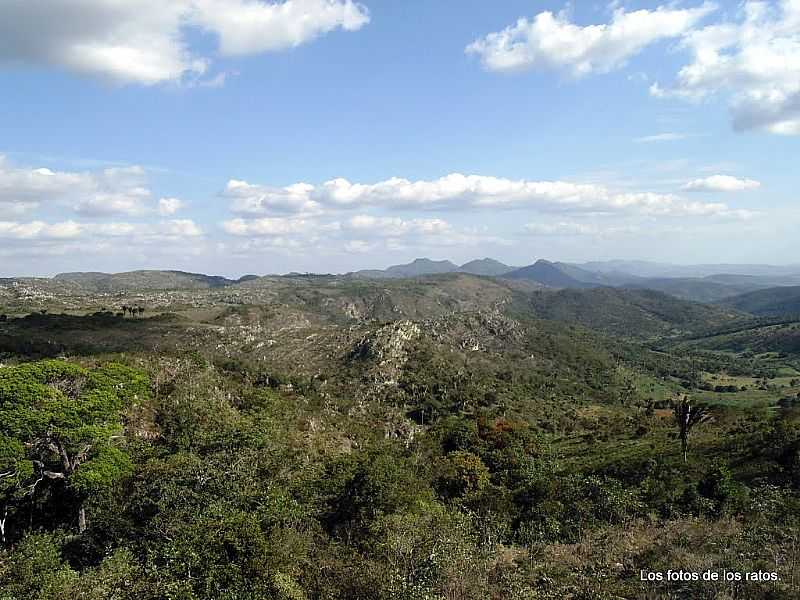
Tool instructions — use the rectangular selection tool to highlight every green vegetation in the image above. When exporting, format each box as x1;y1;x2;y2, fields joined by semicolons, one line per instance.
1;274;799;598
718;285;800;317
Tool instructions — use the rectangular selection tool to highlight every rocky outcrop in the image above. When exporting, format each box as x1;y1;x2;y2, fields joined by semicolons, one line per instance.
350;320;421;382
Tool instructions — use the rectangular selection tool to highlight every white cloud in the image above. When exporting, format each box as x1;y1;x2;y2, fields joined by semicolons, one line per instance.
634;132;692;143
0;220;82;240
0;219;202;241
465;3;715;76
0;157;170;216
158;197;186;216
193;71;233;88
347;215;507;247
90;219;204;239
524;222;600;236
225;172;752;219
224;179;323;216
683;174;761;192
0;1;202;85
0;0;369;85
344;215;452;237
74;187;153;217
343;239;375;254
223;217;312;236
652;0;800;134
524;221;641;237
220;208;508;254
190;0;369;56
0;155;85;213
158;219;203;237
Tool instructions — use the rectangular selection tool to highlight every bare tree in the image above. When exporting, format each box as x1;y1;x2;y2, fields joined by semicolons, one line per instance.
0;504;6;544
673;395;711;463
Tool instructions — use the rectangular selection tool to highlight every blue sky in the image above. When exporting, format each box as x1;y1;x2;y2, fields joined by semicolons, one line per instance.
0;0;797;277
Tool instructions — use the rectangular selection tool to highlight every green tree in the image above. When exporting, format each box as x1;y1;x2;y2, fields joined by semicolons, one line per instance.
0;361;146;536
0;434;32;544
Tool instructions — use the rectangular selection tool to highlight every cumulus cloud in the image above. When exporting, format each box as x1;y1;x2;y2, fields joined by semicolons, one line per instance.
90;219;204;239
651;0;800;134
220;208;508;255
224;173;753;219
0;156;178;216
0;220;82;240
157;219;203;237
222;217;312;236
468;1;799;136
0;0;369;85
343;239;376;254
0;219;203;241
158;197;186;216
0;155;85;213
343;215;452;237
223;180;322;216
683;175;761;192
465;3;714;76
190;0;369;56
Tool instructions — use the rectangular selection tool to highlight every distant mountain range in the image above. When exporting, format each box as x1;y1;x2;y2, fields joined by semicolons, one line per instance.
458;258;516;276
578;260;800;280
504;260;597;289
349;258;516;279
4;258;800;315
347;258;800;303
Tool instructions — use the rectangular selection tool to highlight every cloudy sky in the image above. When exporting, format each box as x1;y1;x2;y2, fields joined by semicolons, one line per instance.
1;0;798;277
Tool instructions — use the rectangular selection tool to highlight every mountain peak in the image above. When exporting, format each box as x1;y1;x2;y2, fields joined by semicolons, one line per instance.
458;258;514;276
504;260;596;289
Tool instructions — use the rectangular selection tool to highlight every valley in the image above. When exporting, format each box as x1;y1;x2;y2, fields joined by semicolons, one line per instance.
2;260;800;598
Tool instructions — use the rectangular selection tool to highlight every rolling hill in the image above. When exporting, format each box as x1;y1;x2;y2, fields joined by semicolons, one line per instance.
512;286;746;338
350;258;459;279
718;285;800;317
53;270;237;291
623;277;763;303
665;320;800;356
457;258;514;276
504;260;598;289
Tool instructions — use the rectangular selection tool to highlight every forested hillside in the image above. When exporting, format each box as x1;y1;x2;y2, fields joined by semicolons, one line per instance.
1;274;799;599
719;286;800;317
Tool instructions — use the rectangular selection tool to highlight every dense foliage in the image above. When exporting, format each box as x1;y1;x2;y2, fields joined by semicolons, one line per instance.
1;280;799;598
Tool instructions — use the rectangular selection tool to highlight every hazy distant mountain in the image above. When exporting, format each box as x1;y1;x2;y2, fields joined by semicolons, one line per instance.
552;262;638;286
19;259;800;302
53;270;236;291
457;258;514;276
345;254;786;301
623;277;765;303
351;257;513;279
350;258;459;279
565;261;800;302
52;272;111;287
386;258;458;277
717;285;800;317
504;260;597;289
578;260;800;280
